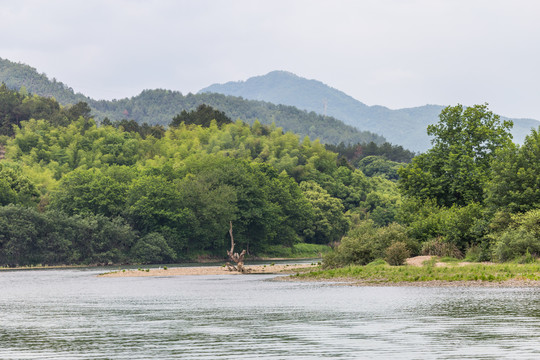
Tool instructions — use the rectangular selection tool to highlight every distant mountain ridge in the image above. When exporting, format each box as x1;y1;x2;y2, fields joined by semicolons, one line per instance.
200;71;540;152
0;58;384;146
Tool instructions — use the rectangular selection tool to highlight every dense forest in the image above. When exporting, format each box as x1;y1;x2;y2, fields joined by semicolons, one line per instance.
1;82;539;268
0;86;399;266
0;58;385;146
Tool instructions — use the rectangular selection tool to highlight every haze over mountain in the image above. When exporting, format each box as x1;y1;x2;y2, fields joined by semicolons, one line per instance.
0;58;384;146
200;71;540;152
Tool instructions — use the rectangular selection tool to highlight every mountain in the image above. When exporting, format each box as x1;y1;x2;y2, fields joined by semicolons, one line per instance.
0;58;384;146
0;58;89;105
200;71;540;152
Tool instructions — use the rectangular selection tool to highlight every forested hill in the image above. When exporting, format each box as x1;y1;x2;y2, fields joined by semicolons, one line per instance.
90;90;385;145
0;58;89;105
0;58;385;146
200;70;540;152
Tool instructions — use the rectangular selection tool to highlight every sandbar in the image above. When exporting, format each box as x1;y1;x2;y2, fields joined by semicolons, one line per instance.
100;263;317;277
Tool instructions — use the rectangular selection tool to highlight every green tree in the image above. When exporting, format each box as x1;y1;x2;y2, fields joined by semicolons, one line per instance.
49;167;135;217
124;174;192;256
300;180;348;244
486;127;540;213
399;104;513;207
130;232;176;264
170;104;232;128
0;162;39;206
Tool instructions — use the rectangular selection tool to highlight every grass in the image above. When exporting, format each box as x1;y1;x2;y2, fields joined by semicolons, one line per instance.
299;262;540;283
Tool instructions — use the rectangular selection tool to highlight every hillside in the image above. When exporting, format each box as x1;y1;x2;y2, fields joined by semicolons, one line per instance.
200;71;540;152
0;58;384;146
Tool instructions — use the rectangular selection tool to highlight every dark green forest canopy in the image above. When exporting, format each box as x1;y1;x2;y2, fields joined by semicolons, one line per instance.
170;104;232;128
0;83;92;136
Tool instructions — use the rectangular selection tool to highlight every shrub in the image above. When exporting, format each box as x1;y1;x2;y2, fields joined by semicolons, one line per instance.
366;258;387;266
421;237;462;258
130;232;176;264
493;229;539;262
385;242;410;266
464;244;491;262
323;221;416;268
519;250;536;264
399;198;486;251
491;209;540;262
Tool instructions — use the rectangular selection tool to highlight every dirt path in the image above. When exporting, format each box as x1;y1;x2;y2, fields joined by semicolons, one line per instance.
406;256;434;266
406;255;490;267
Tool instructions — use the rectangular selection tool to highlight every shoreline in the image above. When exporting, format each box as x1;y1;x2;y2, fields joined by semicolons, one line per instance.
99;263;317;277
275;276;540;287
0;257;319;272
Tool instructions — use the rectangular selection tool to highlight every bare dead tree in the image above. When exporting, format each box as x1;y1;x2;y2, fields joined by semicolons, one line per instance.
226;221;248;273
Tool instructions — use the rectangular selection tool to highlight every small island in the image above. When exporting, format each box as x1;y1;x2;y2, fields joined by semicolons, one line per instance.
100;263;317;277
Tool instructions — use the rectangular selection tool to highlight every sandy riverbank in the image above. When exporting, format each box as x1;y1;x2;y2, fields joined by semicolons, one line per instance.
99;263;317;277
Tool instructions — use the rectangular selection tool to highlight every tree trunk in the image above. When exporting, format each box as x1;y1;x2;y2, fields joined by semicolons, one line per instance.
226;221;248;273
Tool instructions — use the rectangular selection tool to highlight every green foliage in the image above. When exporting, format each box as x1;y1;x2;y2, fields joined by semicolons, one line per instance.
463;244;491;262
102;118;165;139
257;243;331;259
301;262;540;283
0;83;404;266
0;82;92;136
323;221;415;268
356;156;403;180
0;205;136;266
486;127;540;212
420;238;462;258
491;209;540;262
384;242;410;266
49;167;135;217
170;104;232;128
325;141;415;165
399;104;513;207
0;59;387;147
299;181;348;244
362;182;401;226
398;198;486;250
130;233;176;264
0;162;39;206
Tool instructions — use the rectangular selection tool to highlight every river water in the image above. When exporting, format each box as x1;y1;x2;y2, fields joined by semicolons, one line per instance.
1;266;539;359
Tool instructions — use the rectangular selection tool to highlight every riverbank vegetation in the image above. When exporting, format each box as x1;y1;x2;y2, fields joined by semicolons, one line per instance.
316;103;540;281
300;260;540;284
2;83;540;272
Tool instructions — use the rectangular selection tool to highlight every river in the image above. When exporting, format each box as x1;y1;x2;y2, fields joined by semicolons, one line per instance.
1;266;539;359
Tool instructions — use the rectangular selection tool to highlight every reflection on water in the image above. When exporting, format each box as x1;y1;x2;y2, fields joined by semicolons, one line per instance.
1;268;540;359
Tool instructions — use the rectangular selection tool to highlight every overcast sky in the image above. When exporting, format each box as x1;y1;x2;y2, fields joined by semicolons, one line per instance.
1;0;539;119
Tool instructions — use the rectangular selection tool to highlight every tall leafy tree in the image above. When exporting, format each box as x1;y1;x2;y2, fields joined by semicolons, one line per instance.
398;104;513;207
486;127;540;212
